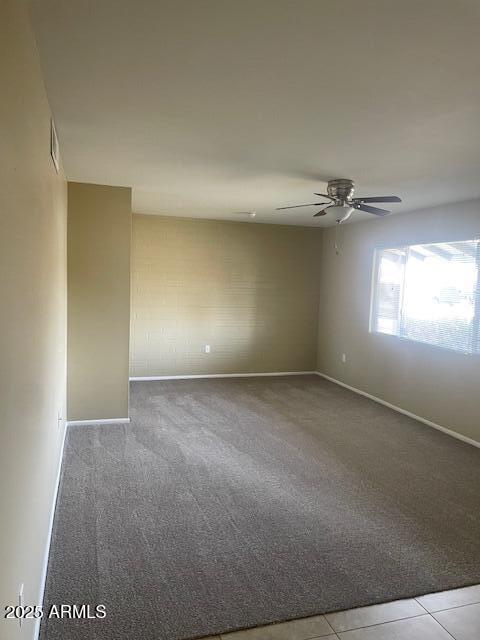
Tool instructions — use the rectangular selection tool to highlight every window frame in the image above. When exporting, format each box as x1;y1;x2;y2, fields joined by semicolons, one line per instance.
369;237;480;356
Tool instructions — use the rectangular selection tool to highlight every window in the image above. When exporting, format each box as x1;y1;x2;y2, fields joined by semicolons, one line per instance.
371;239;480;354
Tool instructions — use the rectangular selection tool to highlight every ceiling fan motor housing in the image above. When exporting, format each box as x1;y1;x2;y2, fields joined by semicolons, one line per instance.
327;178;355;203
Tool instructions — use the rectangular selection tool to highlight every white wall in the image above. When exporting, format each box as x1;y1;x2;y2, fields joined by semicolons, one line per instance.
0;2;67;638
317;199;480;443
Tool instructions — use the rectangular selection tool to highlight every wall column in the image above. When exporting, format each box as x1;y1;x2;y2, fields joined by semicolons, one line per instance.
67;182;131;421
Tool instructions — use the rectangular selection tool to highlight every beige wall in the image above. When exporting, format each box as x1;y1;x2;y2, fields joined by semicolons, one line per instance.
67;183;131;420
0;2;67;639
131;215;322;376
317;200;480;443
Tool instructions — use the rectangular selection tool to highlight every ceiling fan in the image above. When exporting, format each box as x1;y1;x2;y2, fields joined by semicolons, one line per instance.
277;178;402;223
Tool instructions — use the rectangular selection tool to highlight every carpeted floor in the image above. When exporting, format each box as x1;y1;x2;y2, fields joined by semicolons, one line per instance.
41;375;480;640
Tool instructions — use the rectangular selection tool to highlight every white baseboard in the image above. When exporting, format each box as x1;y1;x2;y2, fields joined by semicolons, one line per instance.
34;419;68;640
316;372;480;449
66;417;131;426
130;371;316;381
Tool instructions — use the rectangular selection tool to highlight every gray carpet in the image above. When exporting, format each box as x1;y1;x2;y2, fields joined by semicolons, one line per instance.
41;375;480;640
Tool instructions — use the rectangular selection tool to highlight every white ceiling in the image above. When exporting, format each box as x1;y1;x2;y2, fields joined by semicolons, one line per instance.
31;0;480;227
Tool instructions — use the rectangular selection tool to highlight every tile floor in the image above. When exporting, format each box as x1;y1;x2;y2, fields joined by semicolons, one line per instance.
202;584;480;640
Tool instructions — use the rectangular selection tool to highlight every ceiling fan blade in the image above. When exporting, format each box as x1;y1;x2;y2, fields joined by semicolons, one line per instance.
314;193;334;200
352;196;401;203
355;203;391;216
276;202;329;210
313;209;329;217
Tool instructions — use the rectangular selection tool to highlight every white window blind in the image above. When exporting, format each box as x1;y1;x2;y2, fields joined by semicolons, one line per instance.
371;239;480;354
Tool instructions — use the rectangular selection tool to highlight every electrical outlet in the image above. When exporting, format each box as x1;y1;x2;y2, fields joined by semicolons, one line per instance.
341;353;347;363
205;345;211;354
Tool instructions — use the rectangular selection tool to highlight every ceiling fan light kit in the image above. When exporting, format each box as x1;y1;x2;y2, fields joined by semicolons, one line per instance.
315;203;355;223
277;178;401;223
